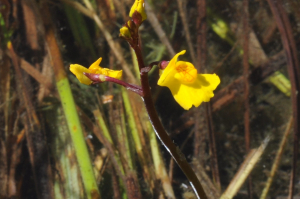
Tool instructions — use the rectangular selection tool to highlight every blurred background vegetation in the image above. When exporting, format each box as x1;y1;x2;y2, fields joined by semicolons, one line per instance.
0;0;300;198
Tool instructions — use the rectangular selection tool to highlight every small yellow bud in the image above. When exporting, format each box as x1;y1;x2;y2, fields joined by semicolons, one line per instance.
129;0;147;22
7;41;12;50
127;20;133;28
120;26;131;38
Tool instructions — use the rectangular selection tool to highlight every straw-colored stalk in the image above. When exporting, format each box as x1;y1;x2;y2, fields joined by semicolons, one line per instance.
260;117;293;199
220;137;270;199
144;0;175;57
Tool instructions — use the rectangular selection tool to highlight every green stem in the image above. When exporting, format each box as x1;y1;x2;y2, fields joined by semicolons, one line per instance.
93;109;113;144
50;107;82;199
121;87;152;185
121;88;143;158
93;110;125;175
115;97;133;170
56;78;100;199
63;3;97;60
43;11;100;196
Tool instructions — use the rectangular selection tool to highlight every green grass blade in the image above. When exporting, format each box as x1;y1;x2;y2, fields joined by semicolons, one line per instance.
56;78;100;199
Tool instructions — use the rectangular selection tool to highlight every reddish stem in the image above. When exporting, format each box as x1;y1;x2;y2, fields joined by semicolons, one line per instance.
133;46;208;199
83;73;144;96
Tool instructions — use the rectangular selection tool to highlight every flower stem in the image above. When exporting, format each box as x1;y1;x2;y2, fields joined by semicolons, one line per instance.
134;47;208;199
140;61;160;74
83;73;143;96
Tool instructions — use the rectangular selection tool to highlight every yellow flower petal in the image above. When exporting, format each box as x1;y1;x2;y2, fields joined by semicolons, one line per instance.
174;61;197;84
70;57;123;85
157;50;220;110
164;74;220;110
196;74;220;102
175;84;204;110
158;50;186;86
99;68;123;80
70;64;92;85
88;57;102;72
129;0;147;21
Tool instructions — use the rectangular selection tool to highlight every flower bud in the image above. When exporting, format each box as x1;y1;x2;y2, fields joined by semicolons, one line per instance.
158;61;169;70
158;61;169;76
119;26;131;39
129;0;147;24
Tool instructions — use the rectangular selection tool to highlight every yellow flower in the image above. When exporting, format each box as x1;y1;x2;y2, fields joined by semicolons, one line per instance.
129;0;147;21
70;57;122;85
158;50;220;110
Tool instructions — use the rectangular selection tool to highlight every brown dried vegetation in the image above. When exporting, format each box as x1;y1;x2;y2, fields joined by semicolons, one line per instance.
0;0;299;198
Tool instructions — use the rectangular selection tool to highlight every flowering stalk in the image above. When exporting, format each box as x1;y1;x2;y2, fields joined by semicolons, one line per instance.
133;44;208;199
124;2;209;197
69;1;220;198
